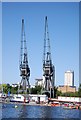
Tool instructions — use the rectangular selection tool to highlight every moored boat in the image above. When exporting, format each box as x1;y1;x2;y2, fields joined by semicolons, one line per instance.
63;103;76;109
10;94;29;103
51;101;60;106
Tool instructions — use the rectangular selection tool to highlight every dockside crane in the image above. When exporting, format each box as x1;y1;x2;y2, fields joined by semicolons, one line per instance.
42;16;55;98
19;19;30;94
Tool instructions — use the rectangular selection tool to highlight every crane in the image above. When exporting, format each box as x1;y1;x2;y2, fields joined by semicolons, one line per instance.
19;19;30;94
42;16;55;98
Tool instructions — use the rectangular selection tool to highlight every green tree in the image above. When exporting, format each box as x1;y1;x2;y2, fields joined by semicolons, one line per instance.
56;90;62;97
0;84;2;91
54;87;62;98
11;86;18;94
30;85;42;94
2;84;8;93
78;84;81;97
2;84;12;94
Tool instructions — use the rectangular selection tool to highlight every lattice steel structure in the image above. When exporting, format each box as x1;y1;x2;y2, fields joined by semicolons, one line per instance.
19;19;30;93
42;16;55;98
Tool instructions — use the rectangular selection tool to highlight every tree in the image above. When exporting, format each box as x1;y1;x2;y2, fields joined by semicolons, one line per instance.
2;84;8;93
54;87;62;98
0;84;2;91
11;86;18;94
78;84;81;97
30;85;42;94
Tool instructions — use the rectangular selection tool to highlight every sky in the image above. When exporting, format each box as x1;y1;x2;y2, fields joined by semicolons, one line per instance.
2;2;79;88
0;2;2;85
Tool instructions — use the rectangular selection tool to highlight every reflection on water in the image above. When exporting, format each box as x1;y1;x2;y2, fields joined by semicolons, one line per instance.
19;105;28;118
0;103;2;119
1;103;80;119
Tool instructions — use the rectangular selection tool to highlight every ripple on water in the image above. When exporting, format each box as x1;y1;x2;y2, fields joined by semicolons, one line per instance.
1;103;80;119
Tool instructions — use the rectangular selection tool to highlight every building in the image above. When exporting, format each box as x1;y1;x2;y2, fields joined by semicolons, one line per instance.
58;85;76;93
64;70;74;86
12;84;18;88
30;85;35;88
58;70;76;93
29;94;48;103
35;78;43;86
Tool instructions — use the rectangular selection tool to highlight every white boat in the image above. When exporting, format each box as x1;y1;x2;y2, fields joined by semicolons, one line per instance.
10;94;29;103
0;93;7;98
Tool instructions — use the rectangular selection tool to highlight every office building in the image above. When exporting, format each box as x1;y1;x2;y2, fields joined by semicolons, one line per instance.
58;85;76;93
35;78;43;86
64;70;74;86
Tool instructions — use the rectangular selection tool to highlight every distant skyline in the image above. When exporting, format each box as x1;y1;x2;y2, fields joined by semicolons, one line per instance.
2;2;79;87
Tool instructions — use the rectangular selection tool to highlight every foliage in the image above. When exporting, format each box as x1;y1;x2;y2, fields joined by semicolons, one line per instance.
11;86;18;94
60;92;78;97
30;85;42;94
1;83;81;98
0;84;2;91
56;90;62;97
78;84;81;97
53;87;62;98
1;84;18;94
1;84;42;94
2;84;10;94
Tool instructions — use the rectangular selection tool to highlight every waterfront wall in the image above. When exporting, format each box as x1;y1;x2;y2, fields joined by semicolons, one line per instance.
58;96;81;103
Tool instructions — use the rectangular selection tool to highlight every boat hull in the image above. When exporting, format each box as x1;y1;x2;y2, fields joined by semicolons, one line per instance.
10;100;29;103
10;94;29;103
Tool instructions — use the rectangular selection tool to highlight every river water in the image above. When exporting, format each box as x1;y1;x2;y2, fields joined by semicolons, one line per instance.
0;103;81;119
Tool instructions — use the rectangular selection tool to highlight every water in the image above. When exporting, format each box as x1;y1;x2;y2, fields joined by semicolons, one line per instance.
0;103;81;119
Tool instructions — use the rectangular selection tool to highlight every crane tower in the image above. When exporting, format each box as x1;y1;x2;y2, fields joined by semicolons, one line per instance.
42;16;55;98
19;19;30;93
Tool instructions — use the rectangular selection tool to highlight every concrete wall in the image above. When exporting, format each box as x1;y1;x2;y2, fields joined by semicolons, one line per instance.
58;96;81;102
